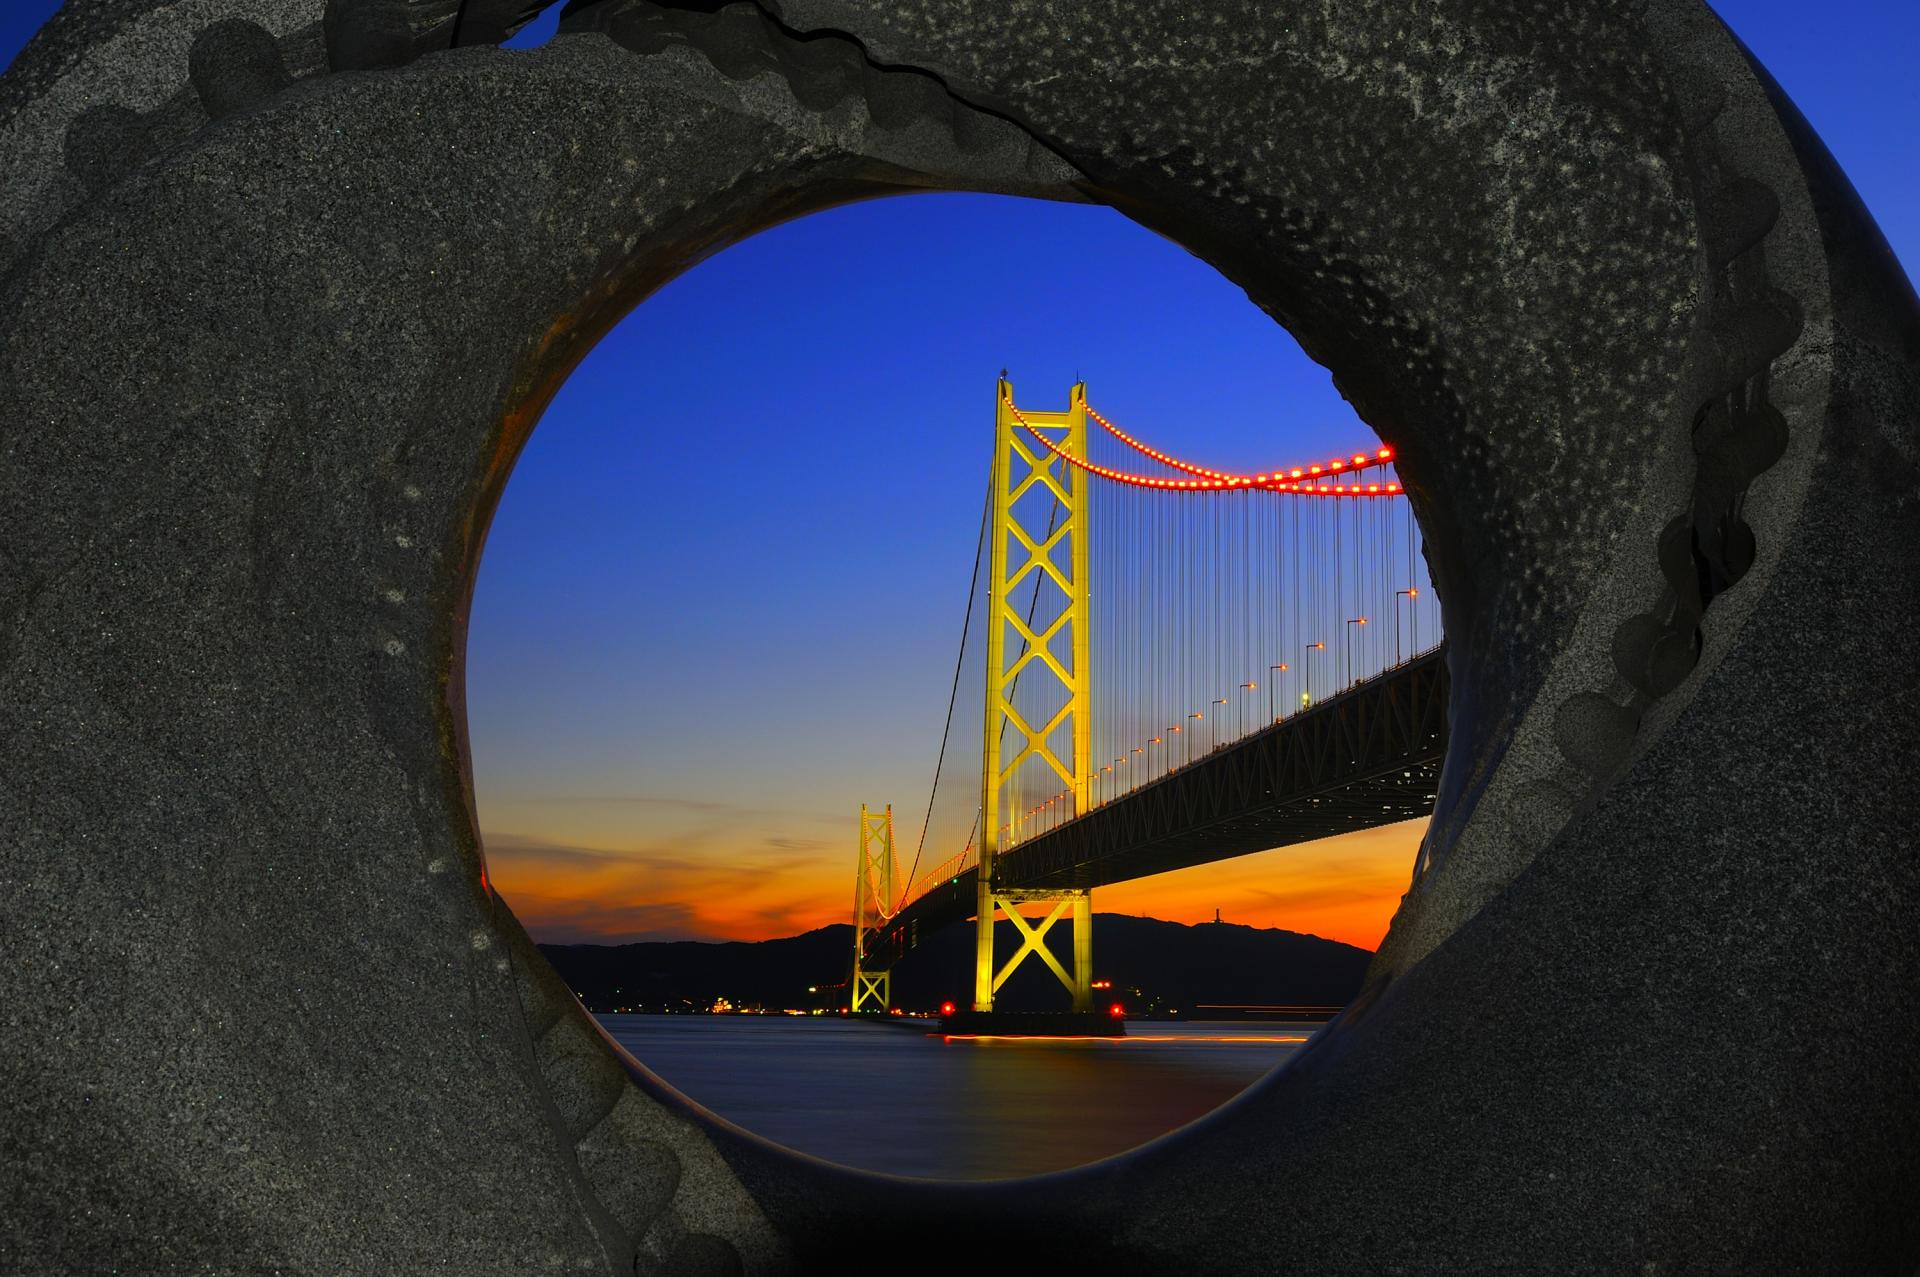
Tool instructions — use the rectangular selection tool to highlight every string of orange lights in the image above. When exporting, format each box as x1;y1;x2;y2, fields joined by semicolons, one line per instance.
1009;400;1402;496
1084;399;1395;489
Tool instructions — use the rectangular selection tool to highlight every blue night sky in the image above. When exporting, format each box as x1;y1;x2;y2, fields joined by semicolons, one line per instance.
4;3;1914;943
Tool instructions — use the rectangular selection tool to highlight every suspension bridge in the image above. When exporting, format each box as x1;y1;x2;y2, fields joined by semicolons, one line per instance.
851;379;1446;1030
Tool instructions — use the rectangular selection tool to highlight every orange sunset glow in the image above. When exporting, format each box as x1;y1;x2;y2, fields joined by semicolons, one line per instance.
484;817;1423;952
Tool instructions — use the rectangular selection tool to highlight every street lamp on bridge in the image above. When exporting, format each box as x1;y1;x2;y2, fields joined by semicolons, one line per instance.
1395;587;1419;664
1212;698;1228;751
1186;712;1203;765
1269;663;1288;722
1346;616;1369;690
1303;643;1325;706
1238;682;1257;738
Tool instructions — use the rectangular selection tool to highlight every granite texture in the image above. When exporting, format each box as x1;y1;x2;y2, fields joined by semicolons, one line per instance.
1;0;1914;1272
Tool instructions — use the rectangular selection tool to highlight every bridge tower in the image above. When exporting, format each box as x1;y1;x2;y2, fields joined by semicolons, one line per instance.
851;803;895;1014
975;378;1094;1014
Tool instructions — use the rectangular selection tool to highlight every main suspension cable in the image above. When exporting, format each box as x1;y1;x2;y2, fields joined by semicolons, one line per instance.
897;480;990;913
1085;399;1394;486
1013;402;1400;496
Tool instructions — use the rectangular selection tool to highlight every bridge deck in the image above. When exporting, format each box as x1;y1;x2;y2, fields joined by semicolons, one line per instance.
881;647;1448;958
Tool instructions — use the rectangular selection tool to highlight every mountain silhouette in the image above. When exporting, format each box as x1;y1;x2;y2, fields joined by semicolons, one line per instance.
540;914;1371;1016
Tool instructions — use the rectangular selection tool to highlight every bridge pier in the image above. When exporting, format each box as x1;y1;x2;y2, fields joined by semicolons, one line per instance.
940;1008;1125;1038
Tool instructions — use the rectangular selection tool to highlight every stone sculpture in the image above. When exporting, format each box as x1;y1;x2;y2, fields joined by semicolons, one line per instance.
3;1;1915;1271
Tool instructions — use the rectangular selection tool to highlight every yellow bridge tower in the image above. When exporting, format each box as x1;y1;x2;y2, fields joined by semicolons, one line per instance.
851;803;894;1014
975;378;1094;1014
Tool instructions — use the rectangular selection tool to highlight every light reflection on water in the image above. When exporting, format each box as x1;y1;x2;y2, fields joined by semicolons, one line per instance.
598;1014;1316;1179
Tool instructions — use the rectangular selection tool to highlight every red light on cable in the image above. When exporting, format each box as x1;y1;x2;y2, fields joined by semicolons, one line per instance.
1109;1003;1126;1018
1015;402;1411;500
940;1001;956;1017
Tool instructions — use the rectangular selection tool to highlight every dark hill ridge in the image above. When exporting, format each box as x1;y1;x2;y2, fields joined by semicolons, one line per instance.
539;914;1371;1015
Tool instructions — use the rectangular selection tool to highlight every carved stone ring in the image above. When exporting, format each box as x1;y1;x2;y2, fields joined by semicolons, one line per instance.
3;1;1915;1270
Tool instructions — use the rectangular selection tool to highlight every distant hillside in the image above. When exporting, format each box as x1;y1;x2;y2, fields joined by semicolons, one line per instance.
540;915;1372;1015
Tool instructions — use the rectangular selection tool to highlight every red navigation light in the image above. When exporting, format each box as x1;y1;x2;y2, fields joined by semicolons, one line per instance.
1109;1003;1126;1018
940;1001;956;1017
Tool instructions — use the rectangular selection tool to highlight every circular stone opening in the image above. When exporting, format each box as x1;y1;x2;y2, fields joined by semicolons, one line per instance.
467;191;1441;1178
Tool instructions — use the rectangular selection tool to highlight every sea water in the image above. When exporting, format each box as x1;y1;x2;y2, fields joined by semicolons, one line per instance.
597;1014;1315;1179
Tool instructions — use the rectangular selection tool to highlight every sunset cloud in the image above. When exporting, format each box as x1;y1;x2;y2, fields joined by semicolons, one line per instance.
763;835;831;852
484;831;844;943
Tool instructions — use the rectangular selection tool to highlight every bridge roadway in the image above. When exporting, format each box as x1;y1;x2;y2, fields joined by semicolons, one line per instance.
879;646;1449;960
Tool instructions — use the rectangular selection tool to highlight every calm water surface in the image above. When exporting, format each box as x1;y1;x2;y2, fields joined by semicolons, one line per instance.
597;1014;1316;1179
